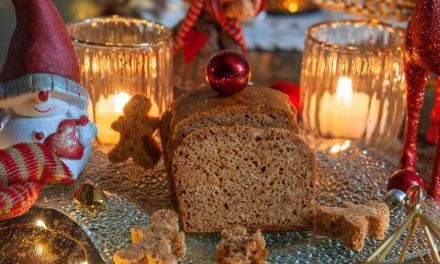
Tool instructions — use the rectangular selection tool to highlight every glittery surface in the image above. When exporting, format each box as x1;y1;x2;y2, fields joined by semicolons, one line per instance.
429;79;440;199
401;0;440;175
0;206;104;264
45;119;84;159
0;73;89;109
429;123;440;199
426;78;440;144
23;143;440;263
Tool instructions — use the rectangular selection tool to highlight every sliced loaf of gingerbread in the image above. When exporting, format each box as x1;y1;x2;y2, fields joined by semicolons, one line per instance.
160;86;301;205
172;125;316;232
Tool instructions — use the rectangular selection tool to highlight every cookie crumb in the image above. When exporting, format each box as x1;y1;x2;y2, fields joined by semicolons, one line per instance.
215;226;269;264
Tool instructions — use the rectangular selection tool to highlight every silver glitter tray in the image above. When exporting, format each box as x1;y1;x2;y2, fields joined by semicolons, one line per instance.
5;142;440;263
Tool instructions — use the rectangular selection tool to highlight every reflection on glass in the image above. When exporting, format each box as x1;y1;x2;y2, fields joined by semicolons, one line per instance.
68;16;173;145
301;20;406;149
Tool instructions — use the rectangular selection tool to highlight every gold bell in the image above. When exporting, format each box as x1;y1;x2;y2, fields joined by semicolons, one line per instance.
74;181;107;207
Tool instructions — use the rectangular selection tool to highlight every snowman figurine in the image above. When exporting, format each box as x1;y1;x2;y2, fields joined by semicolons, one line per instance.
0;0;97;178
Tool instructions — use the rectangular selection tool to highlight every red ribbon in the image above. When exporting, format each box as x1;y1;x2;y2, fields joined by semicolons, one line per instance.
174;0;265;54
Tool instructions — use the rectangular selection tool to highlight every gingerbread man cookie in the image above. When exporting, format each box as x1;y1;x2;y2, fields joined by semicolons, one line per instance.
108;95;161;168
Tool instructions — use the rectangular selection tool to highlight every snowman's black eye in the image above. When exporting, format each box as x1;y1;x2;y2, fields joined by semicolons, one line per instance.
38;91;50;102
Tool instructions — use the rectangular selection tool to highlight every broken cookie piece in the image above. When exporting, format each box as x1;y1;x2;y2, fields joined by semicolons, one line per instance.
113;209;186;264
215;226;269;264
313;201;389;251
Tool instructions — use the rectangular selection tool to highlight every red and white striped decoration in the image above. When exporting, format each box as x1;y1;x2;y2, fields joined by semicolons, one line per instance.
0;182;41;220
174;0;205;53
174;0;264;54
0;143;74;220
0;143;74;187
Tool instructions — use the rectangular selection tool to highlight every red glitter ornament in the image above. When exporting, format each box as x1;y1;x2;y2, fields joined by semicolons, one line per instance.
426;80;440;144
206;50;251;96
399;0;440;200
45;118;86;160
387;169;424;193
429;118;440;199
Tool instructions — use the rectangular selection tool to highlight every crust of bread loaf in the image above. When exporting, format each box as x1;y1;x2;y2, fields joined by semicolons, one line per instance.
172;125;316;233
160;86;298;160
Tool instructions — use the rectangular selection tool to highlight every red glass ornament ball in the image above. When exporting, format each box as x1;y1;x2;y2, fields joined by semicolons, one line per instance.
206;50;251;96
387;169;424;193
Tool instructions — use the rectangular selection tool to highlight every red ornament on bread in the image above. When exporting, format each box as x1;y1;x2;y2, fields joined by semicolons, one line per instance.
206;50;251;96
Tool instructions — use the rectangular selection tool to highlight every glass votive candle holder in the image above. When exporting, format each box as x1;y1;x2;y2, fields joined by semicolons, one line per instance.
68;16;173;145
300;20;406;149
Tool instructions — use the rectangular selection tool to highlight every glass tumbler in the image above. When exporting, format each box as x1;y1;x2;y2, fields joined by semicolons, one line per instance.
68;16;173;145
300;20;406;149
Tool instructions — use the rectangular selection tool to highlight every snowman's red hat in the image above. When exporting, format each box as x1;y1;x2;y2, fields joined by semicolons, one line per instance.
0;0;88;108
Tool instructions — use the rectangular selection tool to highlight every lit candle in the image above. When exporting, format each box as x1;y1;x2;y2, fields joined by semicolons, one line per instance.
318;77;381;139
95;92;131;145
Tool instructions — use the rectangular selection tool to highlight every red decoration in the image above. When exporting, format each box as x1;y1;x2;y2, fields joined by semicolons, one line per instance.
183;29;209;63
426;80;440;144
206;50;251;96
0;142;74;220
399;0;440;199
45;118;87;160
0;182;41;220
429;119;440;199
0;0;80;82
174;0;266;55
0;143;74;186
34;132;45;141
76;115;90;126
269;81;301;113
37;91;50;102
387;169;424;193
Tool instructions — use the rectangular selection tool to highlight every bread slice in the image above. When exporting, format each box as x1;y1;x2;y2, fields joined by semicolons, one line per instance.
160;86;300;205
215;226;269;264
313;201;389;251
172;125;316;232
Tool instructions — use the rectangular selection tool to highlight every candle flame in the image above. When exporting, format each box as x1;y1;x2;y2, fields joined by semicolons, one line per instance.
36;220;47;229
336;77;353;106
283;0;299;12
114;92;131;113
330;140;351;153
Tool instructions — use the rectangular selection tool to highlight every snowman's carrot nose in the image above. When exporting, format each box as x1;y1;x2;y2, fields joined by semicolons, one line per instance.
38;91;50;102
